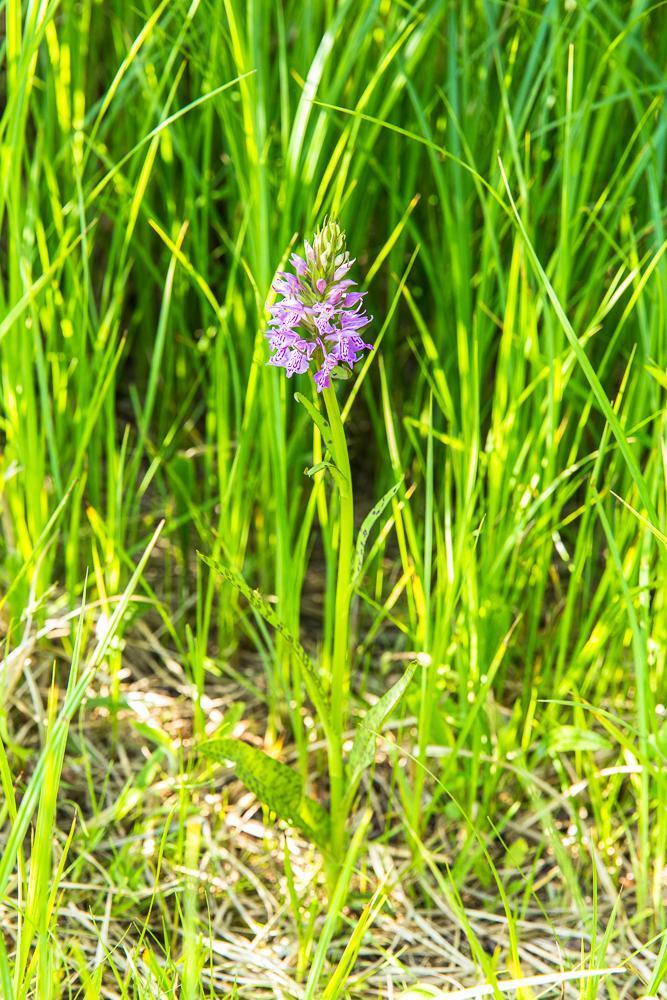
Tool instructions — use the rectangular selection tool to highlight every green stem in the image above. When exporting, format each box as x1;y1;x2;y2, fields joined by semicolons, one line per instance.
322;385;354;866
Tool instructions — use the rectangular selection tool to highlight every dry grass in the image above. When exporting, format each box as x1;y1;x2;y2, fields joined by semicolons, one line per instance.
1;593;663;999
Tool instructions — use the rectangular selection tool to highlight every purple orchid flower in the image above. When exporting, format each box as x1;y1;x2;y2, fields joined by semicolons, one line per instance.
265;219;373;391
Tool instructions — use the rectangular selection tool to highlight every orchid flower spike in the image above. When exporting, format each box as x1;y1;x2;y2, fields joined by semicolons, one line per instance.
266;218;373;391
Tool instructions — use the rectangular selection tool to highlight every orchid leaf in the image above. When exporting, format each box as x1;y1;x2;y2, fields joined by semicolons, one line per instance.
351;477;404;589
198;554;331;738
346;659;417;801
295;391;334;452
201;738;330;848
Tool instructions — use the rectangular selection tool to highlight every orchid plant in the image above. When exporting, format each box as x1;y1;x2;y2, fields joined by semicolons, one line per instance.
200;220;414;884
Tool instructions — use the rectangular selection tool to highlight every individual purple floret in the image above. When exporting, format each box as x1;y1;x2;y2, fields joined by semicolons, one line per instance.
266;219;372;391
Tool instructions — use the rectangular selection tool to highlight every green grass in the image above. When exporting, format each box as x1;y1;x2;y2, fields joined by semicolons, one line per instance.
1;0;666;996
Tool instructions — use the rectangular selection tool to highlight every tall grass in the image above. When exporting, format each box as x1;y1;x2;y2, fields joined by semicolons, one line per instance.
0;0;665;995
